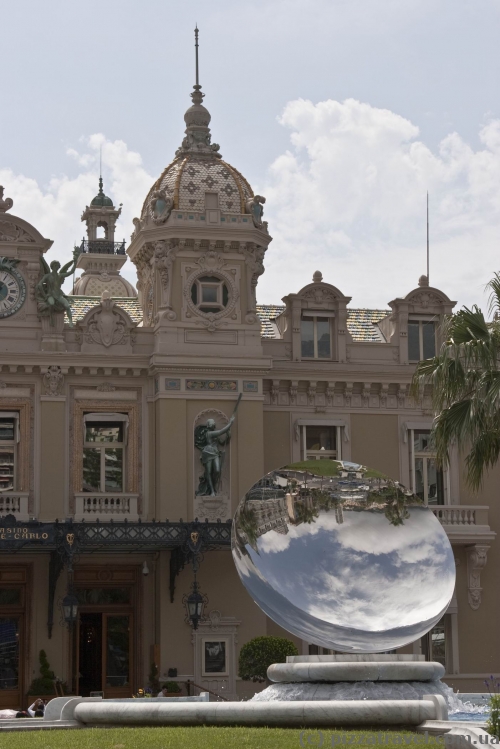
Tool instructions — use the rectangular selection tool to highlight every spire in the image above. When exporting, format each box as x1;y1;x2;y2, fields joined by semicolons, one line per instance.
175;27;222;160
195;24;200;88
91;174;114;207
426;191;430;284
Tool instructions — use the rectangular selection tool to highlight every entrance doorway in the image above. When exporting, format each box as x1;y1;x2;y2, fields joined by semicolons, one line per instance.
74;565;139;699
78;612;132;697
0;567;29;710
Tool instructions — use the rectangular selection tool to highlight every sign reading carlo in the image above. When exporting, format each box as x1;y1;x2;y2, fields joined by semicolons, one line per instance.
0;522;55;545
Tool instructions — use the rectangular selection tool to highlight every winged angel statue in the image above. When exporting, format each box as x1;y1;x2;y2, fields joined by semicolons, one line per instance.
36;248;79;326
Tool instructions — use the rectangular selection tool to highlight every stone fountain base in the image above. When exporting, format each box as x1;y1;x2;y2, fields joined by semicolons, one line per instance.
252;655;457;708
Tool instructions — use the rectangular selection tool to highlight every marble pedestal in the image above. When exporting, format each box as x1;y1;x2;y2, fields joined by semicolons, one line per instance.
252;655;455;706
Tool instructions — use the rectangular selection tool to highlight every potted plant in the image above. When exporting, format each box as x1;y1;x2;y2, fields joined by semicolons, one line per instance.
148;662;161;695
162;681;182;697
485;677;500;740
26;650;65;705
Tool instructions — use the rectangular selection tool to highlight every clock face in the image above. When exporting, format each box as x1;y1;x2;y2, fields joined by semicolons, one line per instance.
0;269;26;319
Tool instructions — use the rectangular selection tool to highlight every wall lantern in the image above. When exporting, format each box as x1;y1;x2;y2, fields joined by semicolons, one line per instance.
183;577;208;630
62;591;79;628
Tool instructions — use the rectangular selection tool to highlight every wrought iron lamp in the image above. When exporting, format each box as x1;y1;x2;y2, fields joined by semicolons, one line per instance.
183;577;208;630
62;590;79;627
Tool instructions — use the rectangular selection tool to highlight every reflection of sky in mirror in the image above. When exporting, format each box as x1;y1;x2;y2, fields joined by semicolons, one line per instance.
232;478;455;652
254;509;453;630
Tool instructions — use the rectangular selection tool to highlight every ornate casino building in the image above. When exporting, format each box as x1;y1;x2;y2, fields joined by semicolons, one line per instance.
0;55;496;708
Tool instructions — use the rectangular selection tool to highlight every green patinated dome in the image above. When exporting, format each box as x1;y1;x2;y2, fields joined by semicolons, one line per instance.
91;176;114;207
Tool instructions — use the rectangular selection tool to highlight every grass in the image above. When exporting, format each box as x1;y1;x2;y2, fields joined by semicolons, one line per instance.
285;460;387;479
0;726;444;749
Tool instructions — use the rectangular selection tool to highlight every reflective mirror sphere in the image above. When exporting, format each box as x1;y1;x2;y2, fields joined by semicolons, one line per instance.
232;461;455;653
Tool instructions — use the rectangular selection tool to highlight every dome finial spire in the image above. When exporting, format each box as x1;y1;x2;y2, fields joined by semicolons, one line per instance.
175;27;222;159
195;24;200;88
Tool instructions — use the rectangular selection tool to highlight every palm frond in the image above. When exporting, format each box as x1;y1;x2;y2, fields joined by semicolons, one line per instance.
487;272;500;319
411;273;500;489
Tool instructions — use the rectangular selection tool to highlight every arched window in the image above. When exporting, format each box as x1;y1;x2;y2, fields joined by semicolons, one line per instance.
191;275;229;314
96;221;108;240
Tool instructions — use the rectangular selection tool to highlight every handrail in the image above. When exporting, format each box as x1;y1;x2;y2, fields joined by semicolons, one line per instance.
79;239;126;255
185;678;229;701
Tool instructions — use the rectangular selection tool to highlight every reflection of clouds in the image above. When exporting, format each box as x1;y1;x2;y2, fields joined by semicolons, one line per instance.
232;503;455;652
259;531;291;554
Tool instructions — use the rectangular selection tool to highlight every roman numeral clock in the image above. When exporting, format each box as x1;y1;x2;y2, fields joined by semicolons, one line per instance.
0;257;26;319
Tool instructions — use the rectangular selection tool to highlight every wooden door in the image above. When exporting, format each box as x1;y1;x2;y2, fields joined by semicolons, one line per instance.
0;567;29;710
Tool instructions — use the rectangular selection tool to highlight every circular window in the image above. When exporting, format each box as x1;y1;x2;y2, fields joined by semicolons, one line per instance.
190;275;229;315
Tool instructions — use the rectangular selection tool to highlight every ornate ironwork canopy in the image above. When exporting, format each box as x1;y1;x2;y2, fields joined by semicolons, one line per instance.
0;516;232;638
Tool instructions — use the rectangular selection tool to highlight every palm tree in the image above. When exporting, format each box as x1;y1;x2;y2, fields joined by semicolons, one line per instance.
412;273;500;490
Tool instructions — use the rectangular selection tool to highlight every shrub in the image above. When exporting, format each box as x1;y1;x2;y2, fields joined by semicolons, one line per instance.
487;694;500;739
238;636;298;682
27;650;56;695
148;662;160;694
162;681;181;693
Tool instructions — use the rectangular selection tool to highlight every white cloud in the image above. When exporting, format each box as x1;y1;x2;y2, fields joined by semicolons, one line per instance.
3;101;500;310
0;135;153;292
258;98;500;309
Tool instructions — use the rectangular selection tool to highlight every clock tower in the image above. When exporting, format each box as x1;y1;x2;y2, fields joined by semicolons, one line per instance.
0;186;52;333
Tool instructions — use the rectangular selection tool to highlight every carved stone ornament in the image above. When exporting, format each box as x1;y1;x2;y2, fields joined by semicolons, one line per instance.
96;382;116;392
245;195;266;229
270;380;279;405
133;244;154;326
466;544;489;610
148;190;174;225
407;291;442;309
153;240;178;319
42;365;64;396
0;220;34;243
240;244;265;320
0;187;14;213
208;610;221;630
302;286;337;304
131;216;143;240
184;253;239;332
77;290;137;350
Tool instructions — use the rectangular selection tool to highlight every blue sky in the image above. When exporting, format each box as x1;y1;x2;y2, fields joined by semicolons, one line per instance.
2;0;500;307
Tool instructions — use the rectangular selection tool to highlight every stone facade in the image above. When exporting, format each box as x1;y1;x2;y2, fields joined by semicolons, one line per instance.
0;72;497;709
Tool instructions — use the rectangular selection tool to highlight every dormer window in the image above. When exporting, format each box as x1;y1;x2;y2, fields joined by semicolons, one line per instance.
408;318;436;361
191;275;229;314
301;314;332;359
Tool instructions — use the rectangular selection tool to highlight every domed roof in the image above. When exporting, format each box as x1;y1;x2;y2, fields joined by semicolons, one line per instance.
91;177;114;208
141;80;254;219
141;155;253;218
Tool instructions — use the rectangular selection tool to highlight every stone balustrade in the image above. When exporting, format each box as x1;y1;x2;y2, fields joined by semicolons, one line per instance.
74;493;139;521
0;492;29;521
431;505;494;544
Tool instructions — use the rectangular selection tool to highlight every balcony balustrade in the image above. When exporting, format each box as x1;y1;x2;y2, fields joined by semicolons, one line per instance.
431;505;495;544
74;493;139;521
0;493;30;521
78;239;126;256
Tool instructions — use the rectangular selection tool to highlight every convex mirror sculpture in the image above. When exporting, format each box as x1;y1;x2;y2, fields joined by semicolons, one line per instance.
232;461;455;652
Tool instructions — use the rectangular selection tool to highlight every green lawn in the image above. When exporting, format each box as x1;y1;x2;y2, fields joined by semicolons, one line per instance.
285;460;387;478
0;726;443;749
